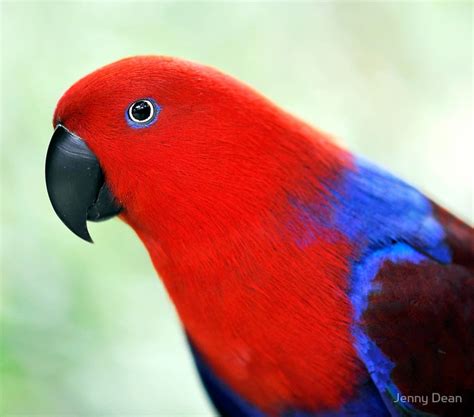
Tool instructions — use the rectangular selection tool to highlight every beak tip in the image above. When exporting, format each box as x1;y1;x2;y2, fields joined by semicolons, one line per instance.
80;231;94;244
50;206;94;243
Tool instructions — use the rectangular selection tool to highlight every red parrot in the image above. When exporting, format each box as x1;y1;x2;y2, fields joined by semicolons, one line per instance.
45;56;474;417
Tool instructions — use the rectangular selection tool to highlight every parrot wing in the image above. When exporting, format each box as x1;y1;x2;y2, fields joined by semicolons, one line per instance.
347;165;474;417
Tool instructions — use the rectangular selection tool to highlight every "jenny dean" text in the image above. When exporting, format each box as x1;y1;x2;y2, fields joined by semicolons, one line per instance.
394;393;462;406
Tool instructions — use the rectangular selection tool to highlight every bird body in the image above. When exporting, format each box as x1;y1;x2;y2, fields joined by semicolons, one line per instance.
46;56;473;417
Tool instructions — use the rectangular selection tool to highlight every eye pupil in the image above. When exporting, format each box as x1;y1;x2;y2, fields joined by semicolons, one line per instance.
130;100;153;122
126;98;160;128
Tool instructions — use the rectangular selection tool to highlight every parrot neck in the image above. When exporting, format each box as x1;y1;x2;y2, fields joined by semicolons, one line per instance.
126;120;351;260
125;131;361;414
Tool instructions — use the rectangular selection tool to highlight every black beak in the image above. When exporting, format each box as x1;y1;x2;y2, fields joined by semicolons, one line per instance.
45;125;122;243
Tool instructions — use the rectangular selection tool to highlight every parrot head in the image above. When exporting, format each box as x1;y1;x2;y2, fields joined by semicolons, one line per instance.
46;55;340;246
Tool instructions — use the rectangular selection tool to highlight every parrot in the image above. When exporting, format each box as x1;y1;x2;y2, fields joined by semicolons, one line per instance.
45;56;474;417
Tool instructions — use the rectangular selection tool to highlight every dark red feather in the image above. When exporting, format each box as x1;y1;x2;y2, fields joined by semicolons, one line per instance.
362;213;474;416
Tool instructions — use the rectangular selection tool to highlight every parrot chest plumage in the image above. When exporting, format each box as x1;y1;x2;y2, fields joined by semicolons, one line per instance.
119;123;366;415
144;206;361;414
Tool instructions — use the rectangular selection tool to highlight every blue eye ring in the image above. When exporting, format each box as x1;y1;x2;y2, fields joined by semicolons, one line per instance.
126;98;161;129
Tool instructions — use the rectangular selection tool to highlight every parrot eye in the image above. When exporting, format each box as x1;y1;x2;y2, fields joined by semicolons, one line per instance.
126;99;160;128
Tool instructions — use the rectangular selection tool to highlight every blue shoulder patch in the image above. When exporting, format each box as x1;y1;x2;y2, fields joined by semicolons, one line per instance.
334;157;451;263
287;157;450;263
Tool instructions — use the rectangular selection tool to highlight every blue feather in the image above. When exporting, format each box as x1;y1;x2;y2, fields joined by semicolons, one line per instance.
334;157;450;262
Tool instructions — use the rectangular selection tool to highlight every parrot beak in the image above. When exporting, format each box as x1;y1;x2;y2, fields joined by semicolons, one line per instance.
45;124;122;243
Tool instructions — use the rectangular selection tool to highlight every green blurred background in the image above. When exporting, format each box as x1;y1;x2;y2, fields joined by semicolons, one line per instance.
1;1;472;416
